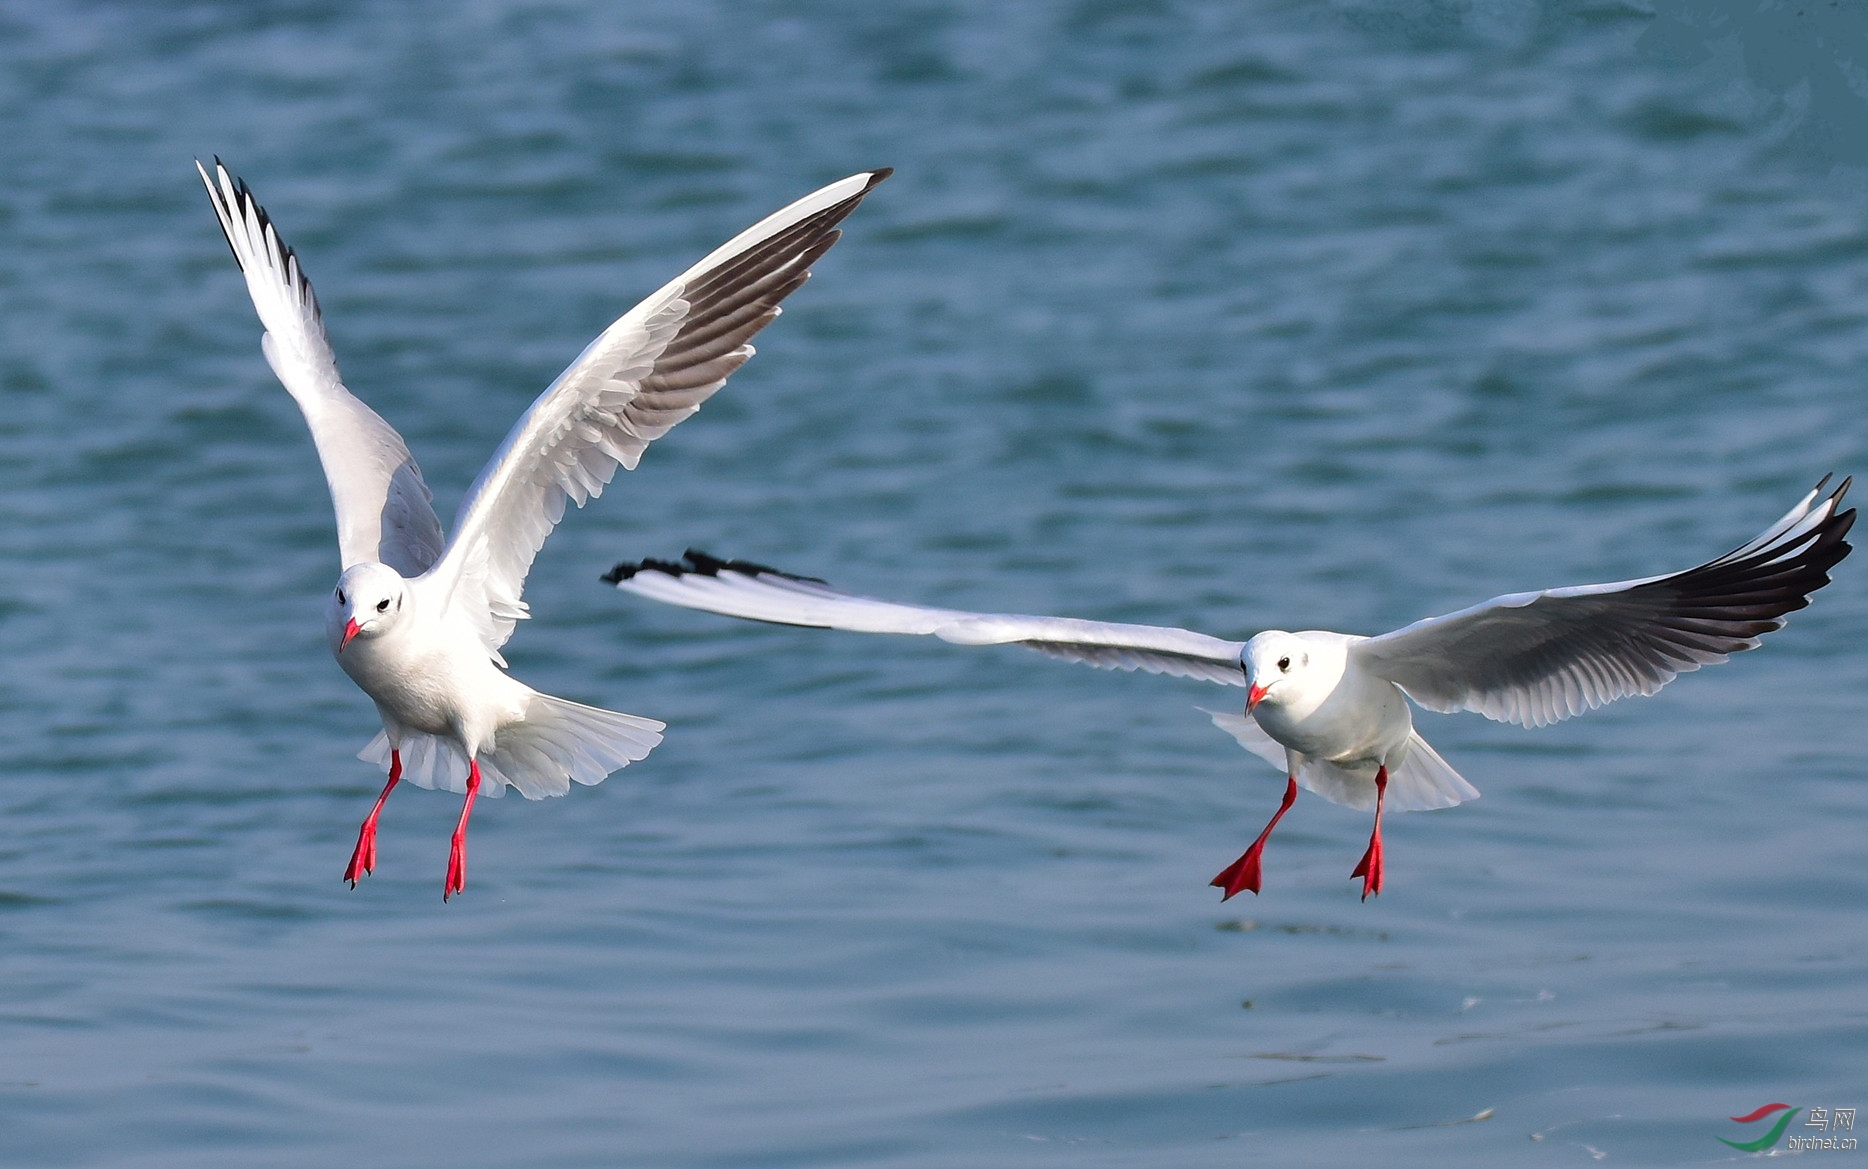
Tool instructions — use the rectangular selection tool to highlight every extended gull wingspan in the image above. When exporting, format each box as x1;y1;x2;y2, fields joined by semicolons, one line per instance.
605;551;1249;686
1351;478;1854;727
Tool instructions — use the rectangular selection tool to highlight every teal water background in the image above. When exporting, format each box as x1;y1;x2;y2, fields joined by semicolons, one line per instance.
1;2;1866;1165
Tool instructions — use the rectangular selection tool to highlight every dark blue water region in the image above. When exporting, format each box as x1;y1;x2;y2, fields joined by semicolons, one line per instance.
0;2;1864;1165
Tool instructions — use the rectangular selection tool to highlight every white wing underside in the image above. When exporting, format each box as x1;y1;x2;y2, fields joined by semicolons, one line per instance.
1352;479;1854;728
427;170;891;658
1204;710;1479;812
205;159;888;662
608;553;1248;686
199;161;445;576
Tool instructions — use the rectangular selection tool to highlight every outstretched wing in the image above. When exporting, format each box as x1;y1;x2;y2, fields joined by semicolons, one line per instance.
1352;479;1854;728
431;170;891;655
605;551;1249;686
198;160;445;577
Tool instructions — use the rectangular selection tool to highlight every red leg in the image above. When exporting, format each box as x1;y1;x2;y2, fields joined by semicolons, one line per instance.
444;759;482;902
1211;776;1299;900
344;750;401;887
1350;765;1388;901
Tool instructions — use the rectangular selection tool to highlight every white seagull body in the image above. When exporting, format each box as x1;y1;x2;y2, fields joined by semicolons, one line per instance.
202;160;889;897
606;481;1853;899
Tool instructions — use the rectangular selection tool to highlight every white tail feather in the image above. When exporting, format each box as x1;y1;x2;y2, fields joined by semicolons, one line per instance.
1386;732;1480;811
1201;709;1478;813
357;697;664;801
360;731;487;796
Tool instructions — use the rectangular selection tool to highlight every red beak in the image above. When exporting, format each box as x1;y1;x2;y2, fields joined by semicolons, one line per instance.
339;618;361;652
1246;682;1269;713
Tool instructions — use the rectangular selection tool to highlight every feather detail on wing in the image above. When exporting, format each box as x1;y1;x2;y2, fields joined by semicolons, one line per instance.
606;550;1249;686
1351;479;1854;728
198;160;445;577
432;170;891;656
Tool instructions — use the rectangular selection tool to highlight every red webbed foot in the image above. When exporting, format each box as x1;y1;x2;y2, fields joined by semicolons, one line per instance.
443;760;482;902
1350;765;1388;901
1211;776;1298;900
344;823;378;888
345;750;401;888
444;838;466;900
1350;834;1383;900
1211;847;1266;900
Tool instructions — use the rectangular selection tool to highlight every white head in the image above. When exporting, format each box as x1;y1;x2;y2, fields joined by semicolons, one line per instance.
328;562;410;655
1241;630;1325;715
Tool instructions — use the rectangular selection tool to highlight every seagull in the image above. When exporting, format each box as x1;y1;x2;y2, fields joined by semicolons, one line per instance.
604;480;1853;900
201;159;889;898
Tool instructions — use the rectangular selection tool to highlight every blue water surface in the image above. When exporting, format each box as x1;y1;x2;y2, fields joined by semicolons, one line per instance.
1;2;1865;1165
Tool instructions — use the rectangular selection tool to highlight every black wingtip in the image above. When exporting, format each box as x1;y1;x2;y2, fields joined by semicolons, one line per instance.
1815;474;1854;560
1714;474;1860;613
603;550;830;586
601;556;689;584
864;167;894;190
682;549;830;584
200;162;324;322
199;157;244;267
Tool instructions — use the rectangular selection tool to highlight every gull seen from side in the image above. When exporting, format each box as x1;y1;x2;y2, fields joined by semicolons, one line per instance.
202;160;889;898
606;480;1852;900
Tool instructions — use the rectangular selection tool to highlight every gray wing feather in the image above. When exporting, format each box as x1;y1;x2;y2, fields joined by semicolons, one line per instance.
1352;480;1854;727
430;170;890;655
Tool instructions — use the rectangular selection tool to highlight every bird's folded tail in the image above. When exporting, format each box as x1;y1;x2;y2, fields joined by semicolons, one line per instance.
359;731;484;796
358;698;664;801
1201;709;1479;813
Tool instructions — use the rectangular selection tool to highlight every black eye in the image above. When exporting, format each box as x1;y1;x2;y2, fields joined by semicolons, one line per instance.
1277;656;1291;671
376;598;391;612
336;589;346;605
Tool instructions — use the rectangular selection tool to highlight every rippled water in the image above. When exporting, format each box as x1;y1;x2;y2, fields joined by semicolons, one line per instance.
2;2;1866;1165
